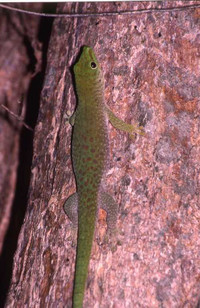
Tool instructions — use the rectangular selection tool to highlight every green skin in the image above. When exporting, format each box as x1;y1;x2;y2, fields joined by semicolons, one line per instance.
64;46;144;308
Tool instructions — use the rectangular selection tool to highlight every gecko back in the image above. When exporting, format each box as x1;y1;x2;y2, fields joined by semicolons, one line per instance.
67;46;109;307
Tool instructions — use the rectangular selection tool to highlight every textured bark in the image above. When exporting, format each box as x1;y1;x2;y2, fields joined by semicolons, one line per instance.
6;2;200;307
0;2;42;253
0;3;43;306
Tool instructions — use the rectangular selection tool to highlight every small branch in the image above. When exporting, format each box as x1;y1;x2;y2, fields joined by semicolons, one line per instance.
1;104;33;131
0;3;200;18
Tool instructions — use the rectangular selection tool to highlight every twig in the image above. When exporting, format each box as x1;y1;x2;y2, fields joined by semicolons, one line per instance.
1;104;33;131
0;3;200;18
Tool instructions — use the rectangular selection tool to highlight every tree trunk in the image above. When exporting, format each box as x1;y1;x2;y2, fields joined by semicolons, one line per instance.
5;2;200;307
0;3;44;306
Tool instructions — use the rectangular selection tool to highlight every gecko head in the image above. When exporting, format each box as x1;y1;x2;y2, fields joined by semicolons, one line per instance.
73;46;101;79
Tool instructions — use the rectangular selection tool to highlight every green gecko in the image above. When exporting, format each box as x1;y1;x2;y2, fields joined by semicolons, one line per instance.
64;46;144;308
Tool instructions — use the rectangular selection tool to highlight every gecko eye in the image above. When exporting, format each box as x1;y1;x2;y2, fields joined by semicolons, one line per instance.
90;62;97;69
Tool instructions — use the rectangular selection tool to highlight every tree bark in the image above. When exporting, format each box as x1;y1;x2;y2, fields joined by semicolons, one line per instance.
0;3;43;306
5;2;200;307
0;2;42;253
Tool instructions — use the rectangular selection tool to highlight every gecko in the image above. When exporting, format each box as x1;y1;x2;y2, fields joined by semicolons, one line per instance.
64;46;144;308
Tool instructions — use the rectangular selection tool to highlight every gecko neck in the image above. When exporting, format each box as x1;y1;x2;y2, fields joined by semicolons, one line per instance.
75;74;105;106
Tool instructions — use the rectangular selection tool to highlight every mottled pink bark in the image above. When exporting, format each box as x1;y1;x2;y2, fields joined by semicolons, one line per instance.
6;2;200;307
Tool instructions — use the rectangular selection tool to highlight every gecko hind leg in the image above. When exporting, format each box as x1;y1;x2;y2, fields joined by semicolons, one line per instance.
99;191;119;250
64;193;78;245
64;192;78;226
99;191;118;230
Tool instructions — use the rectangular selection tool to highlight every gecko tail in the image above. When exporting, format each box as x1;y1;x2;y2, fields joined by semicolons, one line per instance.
72;195;98;308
